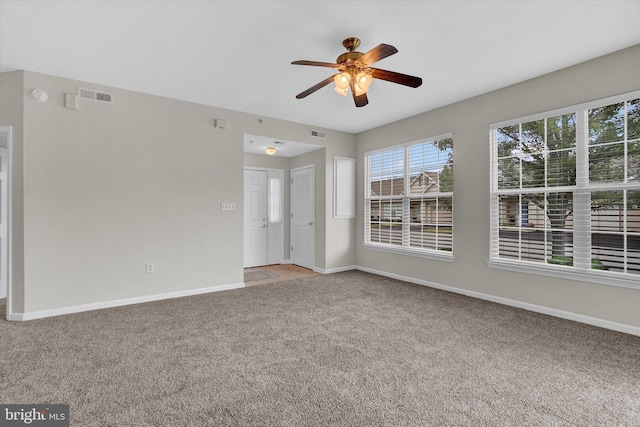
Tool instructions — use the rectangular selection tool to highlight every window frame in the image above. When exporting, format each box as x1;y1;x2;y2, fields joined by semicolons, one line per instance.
489;90;640;290
364;133;454;262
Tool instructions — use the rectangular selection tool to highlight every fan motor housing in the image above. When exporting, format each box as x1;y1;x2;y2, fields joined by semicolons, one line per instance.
337;51;364;65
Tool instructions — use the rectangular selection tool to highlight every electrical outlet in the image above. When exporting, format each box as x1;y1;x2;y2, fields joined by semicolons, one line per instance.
401;258;408;266
146;263;154;273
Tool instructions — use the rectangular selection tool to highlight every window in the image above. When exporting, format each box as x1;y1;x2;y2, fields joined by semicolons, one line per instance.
365;134;453;258
490;91;640;287
268;177;283;224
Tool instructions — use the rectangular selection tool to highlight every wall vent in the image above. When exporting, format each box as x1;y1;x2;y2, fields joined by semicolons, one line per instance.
310;129;326;139
78;87;113;103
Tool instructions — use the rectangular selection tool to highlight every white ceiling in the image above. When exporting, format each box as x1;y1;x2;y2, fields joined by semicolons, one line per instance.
1;1;639;136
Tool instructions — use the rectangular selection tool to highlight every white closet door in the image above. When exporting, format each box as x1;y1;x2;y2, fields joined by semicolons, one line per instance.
291;165;314;270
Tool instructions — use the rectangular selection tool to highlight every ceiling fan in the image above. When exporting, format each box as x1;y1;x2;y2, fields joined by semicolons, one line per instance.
292;37;422;107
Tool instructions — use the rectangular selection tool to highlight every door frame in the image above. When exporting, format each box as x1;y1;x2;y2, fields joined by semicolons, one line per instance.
0;125;12;318
290;164;315;270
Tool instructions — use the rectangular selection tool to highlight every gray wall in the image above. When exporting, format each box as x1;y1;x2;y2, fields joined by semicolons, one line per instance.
4;45;636;328
355;44;640;328
3;70;355;317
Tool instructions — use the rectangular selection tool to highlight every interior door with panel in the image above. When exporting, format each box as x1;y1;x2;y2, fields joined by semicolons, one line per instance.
244;169;268;268
291;165;315;270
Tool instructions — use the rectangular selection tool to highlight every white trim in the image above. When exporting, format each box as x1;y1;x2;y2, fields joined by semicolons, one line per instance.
313;265;355;274
362;243;454;262
355;265;640;337
11;282;245;321
0;126;12;319
333;156;356;219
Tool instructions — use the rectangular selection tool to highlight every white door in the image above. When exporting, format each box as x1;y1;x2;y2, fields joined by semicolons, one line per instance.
291;165;315;270
0;126;10;300
244;169;268;268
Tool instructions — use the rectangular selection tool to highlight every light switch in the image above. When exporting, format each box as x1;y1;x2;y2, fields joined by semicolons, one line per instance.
221;202;236;211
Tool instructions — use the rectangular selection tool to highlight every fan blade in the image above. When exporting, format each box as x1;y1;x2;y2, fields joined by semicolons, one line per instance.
354;92;368;108
372;68;422;88
292;60;340;68
359;44;398;66
349;80;368;107
295;75;336;99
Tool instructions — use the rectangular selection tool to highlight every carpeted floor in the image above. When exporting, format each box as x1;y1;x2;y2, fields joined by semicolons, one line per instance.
1;271;639;426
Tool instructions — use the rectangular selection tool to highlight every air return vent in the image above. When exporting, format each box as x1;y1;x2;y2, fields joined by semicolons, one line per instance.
78;87;113;103
310;129;326;139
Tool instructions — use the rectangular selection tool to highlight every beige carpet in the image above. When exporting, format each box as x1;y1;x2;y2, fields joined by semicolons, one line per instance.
1;271;639;426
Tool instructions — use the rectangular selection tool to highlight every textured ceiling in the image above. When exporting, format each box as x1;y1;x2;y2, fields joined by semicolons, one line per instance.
1;1;639;134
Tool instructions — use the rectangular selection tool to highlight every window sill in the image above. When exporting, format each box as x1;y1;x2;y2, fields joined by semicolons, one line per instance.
363;243;454;262
487;259;640;290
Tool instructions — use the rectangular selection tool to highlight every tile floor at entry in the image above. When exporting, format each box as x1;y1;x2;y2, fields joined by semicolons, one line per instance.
244;264;319;286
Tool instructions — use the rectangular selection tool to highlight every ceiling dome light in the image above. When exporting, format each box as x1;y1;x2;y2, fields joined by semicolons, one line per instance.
265;146;276;155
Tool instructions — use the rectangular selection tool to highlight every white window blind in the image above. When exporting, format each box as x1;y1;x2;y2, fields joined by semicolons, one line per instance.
365;134;453;256
490;91;640;286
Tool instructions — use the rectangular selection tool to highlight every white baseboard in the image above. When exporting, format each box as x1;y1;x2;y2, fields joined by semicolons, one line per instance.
314;265;355;274
11;282;245;321
355;265;640;337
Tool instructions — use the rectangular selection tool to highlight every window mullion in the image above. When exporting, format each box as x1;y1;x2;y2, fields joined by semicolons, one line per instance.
573;109;591;269
402;147;410;247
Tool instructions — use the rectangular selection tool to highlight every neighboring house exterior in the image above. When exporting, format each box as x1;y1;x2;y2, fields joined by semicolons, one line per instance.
370;171;452;225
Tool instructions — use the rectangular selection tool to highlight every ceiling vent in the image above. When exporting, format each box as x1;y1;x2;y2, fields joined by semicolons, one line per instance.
78;87;113;103
310;129;325;139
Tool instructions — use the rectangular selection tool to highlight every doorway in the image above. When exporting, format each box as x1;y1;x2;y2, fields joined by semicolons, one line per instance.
291;165;315;270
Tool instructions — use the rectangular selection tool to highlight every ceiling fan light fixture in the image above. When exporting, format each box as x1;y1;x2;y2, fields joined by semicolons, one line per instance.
265;146;276;155
292;38;422;107
334;86;348;96
356;69;373;95
334;72;350;96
